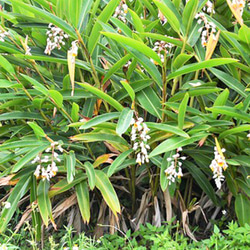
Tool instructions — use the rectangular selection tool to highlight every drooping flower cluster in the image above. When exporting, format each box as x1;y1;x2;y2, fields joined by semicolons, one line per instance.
44;23;69;55
195;12;217;47
231;0;246;16
165;147;186;185
0;28;9;42
195;0;217;47
151;39;174;64
113;0;128;25
32;142;63;181
202;0;215;14
130;117;150;165
209;147;228;189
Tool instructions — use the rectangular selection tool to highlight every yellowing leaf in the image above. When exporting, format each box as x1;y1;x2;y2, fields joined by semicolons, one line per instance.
205;31;220;61
67;41;78;96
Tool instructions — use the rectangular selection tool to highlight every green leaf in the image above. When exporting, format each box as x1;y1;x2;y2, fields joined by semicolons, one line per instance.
103;54;132;83
12;144;49;173
21;74;48;95
178;93;189;130
0;140;47;150
140;32;193;52
120;81;135;102
65;151;76;184
167;58;238;81
0;176;31;233
107;149;133;177
37;179;53;227
219;125;250;140
78;0;93;31
0;111;45;121
153;0;180;34
149;133;207;158
8;0;77;38
173;54;193;70
146;122;189;138
128;9;144;33
182;0;199;35
116;108;134;136
95;170;121;216
0;54;15;75
185;161;218;205
235;194;250;226
212;89;229;118
88;0;120;55
49;174;86;198
137;87;161;119
101;32;162;66
76;83;123;111
206;106;250;123
84;161;96;190
27;122;46;138
76;180;90;224
209;68;247;98
71;102;79;123
77;112;120;130
48;90;63;108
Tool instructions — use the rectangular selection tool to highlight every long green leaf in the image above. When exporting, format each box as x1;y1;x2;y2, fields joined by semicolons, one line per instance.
149;133;207;158
116;108;134;136
167;58;238;81
76;180;90;224
76;83;123;111
12;144;49;173
102;32;162;66
95;170;120;216
0;176;31;233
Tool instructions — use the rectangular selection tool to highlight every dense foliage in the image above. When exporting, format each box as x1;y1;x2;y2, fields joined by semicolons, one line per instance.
0;0;250;245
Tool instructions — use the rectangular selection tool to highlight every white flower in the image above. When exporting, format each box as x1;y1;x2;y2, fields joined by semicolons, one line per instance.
3;201;11;209
165;149;186;185
209;146;228;189
31;155;40;164
34;165;41;178
44;23;69;55
0;244;8;250
131;117;151;165
113;1;128;23
222;210;227;215
72;245;79;250
0;28;9;42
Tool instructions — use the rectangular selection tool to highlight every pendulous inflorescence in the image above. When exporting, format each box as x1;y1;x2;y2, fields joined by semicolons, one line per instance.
33;142;63;181
165;147;186;185
44;23;69;55
130;117;151;165
209;146;228;189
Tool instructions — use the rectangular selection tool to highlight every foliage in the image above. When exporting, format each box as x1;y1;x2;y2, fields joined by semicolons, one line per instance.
1;221;250;249
0;0;250;242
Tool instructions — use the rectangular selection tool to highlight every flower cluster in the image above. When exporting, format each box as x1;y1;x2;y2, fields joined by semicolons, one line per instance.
231;0;246;16
130;117;150;165
202;0;215;14
195;12;217;47
165;147;186;185
151;39;173;64
0;28;9;42
44;23;69;55
209;147;228;189
113;0;128;25
33;142;63;181
158;10;167;25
